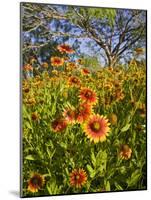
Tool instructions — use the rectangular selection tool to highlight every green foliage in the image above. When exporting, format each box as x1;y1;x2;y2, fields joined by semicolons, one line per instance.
121;123;131;132
47;180;62;195
96;150;107;175
22;25;146;197
66;7;116;27
81;56;101;71
127;170;142;187
105;181;111;191
86;8;116;26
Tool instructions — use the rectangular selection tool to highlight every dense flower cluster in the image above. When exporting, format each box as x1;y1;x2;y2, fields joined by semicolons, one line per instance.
22;43;146;196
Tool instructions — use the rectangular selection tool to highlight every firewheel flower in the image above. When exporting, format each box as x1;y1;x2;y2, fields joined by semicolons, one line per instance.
81;68;90;75
83;114;110;143
50;56;64;67
51;118;67;132
57;44;75;54
23;64;33;72
119;144;132;160
31;112;39;121
76;103;92;124
68;76;81;87
79;87;98;105
27;173;45;193
69;168;87;188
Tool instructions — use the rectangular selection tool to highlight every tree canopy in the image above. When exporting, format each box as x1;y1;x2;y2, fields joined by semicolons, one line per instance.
21;3;146;67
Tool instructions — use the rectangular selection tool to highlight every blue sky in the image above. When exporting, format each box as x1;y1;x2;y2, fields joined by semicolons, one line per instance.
23;5;146;66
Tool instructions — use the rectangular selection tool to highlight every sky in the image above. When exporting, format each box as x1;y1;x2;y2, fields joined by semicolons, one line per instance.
22;4;146;66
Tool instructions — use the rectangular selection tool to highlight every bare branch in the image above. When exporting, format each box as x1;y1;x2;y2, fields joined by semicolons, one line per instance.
117;29;144;56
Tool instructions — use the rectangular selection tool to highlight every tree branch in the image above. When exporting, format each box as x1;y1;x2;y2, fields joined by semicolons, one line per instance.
117;29;144;56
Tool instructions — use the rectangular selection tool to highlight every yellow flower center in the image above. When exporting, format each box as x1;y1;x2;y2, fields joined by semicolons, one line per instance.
75;175;80;180
92;121;100;131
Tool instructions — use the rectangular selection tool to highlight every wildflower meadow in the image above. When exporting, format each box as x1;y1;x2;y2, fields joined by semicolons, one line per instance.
21;3;147;197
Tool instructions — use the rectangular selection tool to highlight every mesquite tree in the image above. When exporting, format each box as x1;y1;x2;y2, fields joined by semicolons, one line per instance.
66;7;146;66
21;3;146;67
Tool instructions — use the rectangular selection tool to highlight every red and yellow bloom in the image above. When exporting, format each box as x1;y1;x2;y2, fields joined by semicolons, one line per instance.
57;44;75;54
51;56;64;67
69;168;87;188
68;76;81;87
27;173;45;193
119;145;132;160
81;68;90;75
51;118;67;132
76;103;92;124
83;114;110;143
23;64;33;72
79;87;97;105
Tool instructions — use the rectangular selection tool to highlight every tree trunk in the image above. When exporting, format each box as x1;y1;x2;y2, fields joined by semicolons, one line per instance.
106;54;118;67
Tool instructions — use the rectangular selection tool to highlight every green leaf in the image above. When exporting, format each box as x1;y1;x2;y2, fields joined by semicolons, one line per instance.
96;150;107;168
60;142;67;149
120;166;126;174
43;173;51;178
91;151;96;167
23;104;31;121
113;139;120;146
65;168;69;176
25;155;35;160
87;164;96;178
46;180;61;195
51;102;56;115
46;148;56;160
45;140;54;148
115;182;123;190
69;158;75;168
132;131;136;144
121;123;131;132
25;121;33;130
105;181;110;191
96;150;107;175
127;170;141;187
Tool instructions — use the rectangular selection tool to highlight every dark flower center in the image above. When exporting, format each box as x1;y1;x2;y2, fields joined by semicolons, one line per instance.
55;59;61;64
31;176;41;187
85;91;92;98
83;69;89;73
52;120;59;128
72;78;78;83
